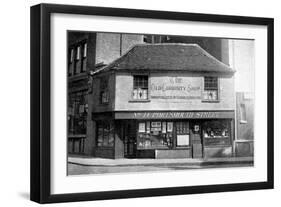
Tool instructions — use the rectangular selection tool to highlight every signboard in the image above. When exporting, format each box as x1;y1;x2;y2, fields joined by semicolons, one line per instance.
177;135;189;146
150;76;201;101
115;111;235;120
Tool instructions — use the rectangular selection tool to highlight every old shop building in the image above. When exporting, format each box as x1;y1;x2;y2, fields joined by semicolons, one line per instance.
90;43;236;159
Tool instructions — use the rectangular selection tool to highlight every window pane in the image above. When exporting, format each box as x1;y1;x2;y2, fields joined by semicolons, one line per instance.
134;75;148;89
133;75;148;99
82;59;87;72
76;46;80;60
83;43;87;57
70;49;74;63
204;77;218;101
203;120;230;138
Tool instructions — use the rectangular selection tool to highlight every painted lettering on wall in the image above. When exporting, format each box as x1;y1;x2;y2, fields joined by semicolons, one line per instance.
150;77;201;100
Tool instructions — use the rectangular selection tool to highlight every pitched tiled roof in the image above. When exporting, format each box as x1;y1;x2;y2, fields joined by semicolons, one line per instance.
97;43;235;74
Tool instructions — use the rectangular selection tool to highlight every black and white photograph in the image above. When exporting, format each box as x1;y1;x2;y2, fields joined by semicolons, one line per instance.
67;32;255;175
29;3;273;203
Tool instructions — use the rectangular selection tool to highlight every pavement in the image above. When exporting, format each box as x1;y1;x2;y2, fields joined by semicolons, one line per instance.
68;156;254;167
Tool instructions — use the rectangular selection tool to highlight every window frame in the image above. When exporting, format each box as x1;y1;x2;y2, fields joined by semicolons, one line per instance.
202;119;232;146
131;74;150;102
99;76;110;105
81;42;87;72
96;121;114;148
67;90;88;135
68;40;88;76
202;76;220;102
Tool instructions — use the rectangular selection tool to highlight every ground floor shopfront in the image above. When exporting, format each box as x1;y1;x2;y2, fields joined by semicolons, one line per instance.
92;111;235;159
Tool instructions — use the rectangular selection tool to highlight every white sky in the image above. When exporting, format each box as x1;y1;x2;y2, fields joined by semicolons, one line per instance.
229;39;255;93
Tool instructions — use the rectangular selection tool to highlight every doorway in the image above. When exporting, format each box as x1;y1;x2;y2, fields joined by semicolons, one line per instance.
123;121;137;158
190;122;203;158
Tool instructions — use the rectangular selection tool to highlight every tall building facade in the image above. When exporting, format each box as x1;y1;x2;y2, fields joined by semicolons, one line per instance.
67;32;143;154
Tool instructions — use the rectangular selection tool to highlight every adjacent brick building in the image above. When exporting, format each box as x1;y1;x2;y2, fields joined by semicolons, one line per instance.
67;32;143;154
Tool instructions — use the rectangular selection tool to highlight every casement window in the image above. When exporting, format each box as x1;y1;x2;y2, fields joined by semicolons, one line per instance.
68;41;87;76
100;77;109;104
132;75;148;100
203;76;219;101
81;43;87;72
74;46;81;74
97;122;114;147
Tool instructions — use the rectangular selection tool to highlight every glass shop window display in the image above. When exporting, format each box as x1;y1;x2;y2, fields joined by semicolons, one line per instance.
203;120;230;138
137;121;173;149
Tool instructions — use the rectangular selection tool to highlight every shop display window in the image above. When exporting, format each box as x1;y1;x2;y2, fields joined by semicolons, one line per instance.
203;76;219;101
133;75;148;100
203;120;231;146
97;121;114;147
68;90;88;135
137;121;172;149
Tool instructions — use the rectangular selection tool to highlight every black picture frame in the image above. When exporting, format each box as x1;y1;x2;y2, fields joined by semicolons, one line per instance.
30;3;274;204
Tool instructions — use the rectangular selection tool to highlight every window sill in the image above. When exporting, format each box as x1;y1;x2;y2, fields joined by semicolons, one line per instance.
129;99;151;103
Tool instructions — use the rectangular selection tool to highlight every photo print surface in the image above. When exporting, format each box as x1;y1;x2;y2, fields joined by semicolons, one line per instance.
67;31;255;175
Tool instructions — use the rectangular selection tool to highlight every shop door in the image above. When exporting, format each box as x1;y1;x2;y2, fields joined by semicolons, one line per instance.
191;123;203;158
124;121;137;158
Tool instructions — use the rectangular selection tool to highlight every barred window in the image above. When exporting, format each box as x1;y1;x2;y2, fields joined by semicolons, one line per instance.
133;75;148;100
203;77;219;101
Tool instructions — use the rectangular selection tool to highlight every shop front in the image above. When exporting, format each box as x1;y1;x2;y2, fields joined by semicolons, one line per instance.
93;110;235;159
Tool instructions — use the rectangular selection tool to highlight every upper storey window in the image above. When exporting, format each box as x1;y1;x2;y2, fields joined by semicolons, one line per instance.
133;75;148;100
203;77;219;101
100;77;109;104
68;41;87;76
